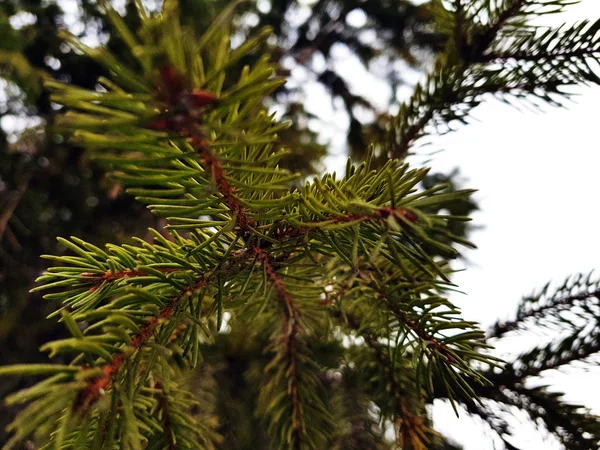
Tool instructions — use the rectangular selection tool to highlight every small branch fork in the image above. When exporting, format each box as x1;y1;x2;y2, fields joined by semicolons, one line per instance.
70;68;304;439
170;74;305;445
195;144;305;442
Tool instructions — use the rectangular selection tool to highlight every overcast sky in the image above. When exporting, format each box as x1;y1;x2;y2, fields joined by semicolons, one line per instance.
296;0;600;448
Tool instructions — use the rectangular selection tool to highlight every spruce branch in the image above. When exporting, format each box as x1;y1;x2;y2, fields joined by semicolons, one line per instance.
342;312;432;450
437;272;600;449
463;384;600;450
363;332;431;450
72;274;208;412
253;247;307;450
490;272;600;338
385;0;600;159
503;384;600;450
486;272;600;380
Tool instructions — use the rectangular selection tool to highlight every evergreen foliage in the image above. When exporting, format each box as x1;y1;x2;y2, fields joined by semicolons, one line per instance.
0;0;450;442
473;272;600;450
383;0;600;161
1;1;600;449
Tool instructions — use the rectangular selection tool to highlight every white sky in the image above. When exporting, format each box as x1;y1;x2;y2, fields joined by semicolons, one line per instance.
299;1;600;448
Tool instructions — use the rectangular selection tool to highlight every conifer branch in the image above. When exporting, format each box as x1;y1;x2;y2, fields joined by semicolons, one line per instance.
73;275;208;412
345;313;431;450
464;384;600;450
254;247;304;449
374;290;456;363
490;272;600;339
505;384;600;450
386;0;600;159
150;61;332;449
369;339;429;450
451;272;600;449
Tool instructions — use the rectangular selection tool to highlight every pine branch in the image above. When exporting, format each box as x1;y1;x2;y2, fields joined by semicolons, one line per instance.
73;274;208;412
505;384;600;450
487;272;600;378
364;335;430;450
385;0;600;159
465;384;600;450
343;313;431;450
374;289;458;363
490;272;600;339
437;272;600;449
253;248;306;450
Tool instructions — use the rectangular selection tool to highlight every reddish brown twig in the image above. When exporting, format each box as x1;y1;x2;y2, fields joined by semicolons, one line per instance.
193;138;255;240
375;291;456;363
253;247;304;448
73;276;206;411
81;268;181;292
151;67;255;241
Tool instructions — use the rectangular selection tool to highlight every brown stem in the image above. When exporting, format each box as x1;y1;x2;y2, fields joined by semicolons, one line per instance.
0;175;30;243
253;247;304;449
375;290;456;364
73;276;207;411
